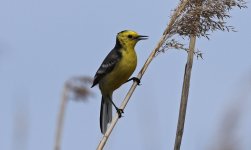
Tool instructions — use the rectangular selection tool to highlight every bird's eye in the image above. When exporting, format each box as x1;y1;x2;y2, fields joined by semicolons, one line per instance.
128;35;133;39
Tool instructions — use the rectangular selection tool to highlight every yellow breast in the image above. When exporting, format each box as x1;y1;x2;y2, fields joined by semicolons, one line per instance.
100;48;137;94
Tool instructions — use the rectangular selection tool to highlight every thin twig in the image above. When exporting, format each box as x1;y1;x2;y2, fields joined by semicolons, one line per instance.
54;85;68;150
96;0;190;149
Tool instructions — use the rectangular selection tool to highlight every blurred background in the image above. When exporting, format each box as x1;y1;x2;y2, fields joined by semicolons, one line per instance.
0;0;250;150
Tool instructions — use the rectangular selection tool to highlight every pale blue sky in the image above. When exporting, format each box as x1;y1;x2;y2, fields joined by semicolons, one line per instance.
0;0;251;150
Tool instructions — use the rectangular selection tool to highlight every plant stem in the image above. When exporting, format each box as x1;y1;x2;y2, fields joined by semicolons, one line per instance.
174;35;196;150
173;0;202;149
54;86;68;150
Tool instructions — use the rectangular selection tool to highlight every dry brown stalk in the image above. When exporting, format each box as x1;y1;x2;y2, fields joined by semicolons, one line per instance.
173;0;246;149
174;36;196;150
173;0;201;149
54;86;68;150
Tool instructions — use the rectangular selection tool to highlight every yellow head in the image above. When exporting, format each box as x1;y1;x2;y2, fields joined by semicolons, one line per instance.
116;30;148;49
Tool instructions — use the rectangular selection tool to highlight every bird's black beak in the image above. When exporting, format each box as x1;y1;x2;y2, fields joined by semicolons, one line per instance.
137;35;148;40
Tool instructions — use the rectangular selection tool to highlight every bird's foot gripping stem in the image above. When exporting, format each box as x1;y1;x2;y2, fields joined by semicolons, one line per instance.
115;107;124;118
126;77;141;85
109;98;124;118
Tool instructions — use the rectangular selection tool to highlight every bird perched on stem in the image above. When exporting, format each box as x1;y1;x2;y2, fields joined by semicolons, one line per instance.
91;30;148;134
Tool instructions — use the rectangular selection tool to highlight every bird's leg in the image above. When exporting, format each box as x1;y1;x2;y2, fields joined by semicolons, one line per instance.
125;77;141;85
108;98;124;118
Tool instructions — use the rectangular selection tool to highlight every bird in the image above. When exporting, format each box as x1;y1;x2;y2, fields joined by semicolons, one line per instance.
91;30;148;134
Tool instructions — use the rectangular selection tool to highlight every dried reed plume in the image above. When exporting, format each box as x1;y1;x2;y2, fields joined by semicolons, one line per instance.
54;76;93;150
169;0;246;149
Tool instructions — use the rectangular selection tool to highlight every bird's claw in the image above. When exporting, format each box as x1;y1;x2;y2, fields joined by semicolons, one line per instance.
130;77;141;86
116;108;124;118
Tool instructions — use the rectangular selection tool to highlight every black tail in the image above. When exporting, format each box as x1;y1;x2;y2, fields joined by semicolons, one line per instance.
100;96;112;134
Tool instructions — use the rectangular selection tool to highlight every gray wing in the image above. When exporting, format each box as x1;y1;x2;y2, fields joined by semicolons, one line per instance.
91;49;121;87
